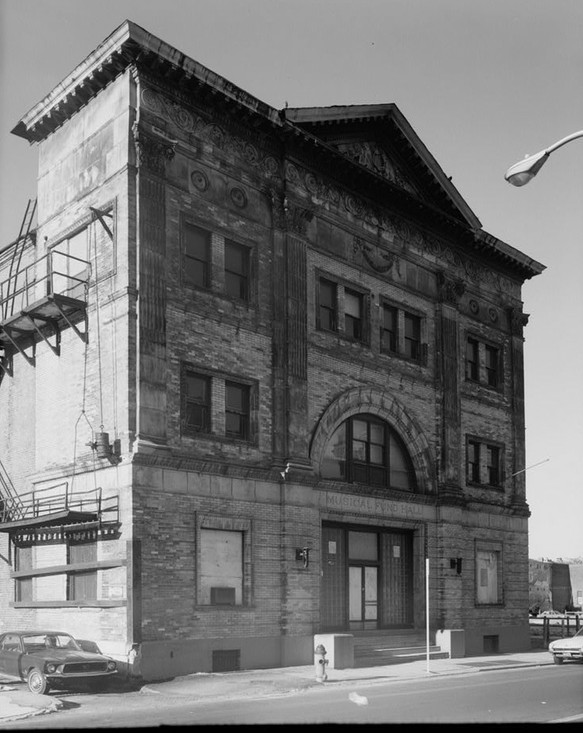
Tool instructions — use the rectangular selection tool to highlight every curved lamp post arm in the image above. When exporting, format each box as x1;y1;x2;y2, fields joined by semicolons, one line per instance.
504;130;583;186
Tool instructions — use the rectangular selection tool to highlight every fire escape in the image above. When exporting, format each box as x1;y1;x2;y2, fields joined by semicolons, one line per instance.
0;201;119;539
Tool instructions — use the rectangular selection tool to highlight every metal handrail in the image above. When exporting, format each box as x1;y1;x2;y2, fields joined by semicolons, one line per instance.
0;481;106;524
0;250;91;319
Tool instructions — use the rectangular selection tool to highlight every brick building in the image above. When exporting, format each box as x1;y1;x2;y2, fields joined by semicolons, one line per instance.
0;21;544;679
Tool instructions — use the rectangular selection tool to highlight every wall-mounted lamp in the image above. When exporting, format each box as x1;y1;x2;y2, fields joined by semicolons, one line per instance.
280;462;291;480
87;431;122;465
450;557;463;575
296;547;310;568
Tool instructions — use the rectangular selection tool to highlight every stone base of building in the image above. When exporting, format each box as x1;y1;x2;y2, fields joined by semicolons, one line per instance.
136;635;314;681
463;623;531;656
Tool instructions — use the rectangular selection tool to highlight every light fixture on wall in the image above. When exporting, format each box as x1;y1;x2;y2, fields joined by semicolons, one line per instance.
296;547;310;568
450;557;463;575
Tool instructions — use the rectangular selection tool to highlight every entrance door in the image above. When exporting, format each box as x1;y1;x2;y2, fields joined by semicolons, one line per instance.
349;565;378;629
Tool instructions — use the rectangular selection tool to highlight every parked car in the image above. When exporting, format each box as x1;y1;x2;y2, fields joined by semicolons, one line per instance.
0;631;117;694
549;628;583;665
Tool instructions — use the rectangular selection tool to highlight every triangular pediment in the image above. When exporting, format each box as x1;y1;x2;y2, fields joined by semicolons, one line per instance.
334;139;420;196
284;104;481;229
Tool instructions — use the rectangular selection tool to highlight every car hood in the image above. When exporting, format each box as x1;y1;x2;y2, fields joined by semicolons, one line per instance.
30;649;110;663
549;637;583;650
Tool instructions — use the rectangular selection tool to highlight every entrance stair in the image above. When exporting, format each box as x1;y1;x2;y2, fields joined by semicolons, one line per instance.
352;629;449;667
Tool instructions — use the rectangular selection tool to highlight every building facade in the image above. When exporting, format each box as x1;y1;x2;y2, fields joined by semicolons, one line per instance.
0;21;544;679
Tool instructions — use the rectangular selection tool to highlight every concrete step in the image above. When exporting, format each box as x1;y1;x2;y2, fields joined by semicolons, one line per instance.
352;632;447;667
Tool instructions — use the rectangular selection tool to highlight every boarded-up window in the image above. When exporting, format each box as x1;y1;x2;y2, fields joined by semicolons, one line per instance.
15;546;33;602
67;541;97;601
476;547;502;604
200;529;243;605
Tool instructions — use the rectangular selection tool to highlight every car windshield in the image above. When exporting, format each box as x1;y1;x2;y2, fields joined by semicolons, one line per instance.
22;634;81;652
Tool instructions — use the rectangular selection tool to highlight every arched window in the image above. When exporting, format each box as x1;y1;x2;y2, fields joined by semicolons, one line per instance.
321;414;417;491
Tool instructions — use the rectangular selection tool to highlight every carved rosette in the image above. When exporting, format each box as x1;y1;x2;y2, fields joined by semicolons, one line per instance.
133;124;176;175
437;271;466;306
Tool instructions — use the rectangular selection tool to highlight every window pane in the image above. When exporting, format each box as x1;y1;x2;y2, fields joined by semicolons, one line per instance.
321;423;346;479
345;291;361;318
485;345;499;387
225;382;250;439
389;434;414;490
184;373;210;432
404;313;421;360
319;279;337;331
348;531;378;561
381;305;397;352
466;338;479;380
184;224;210;287
352;419;367;441
225;241;249;300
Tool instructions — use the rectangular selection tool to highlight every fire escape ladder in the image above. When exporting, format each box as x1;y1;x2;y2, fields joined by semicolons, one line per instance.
4;198;37;320
0;458;25;523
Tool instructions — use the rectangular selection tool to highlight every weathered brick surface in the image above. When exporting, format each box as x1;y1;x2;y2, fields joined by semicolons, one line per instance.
0;29;540;672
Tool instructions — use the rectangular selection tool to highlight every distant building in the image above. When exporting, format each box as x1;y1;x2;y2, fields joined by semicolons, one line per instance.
529;559;583;612
0;21;544;679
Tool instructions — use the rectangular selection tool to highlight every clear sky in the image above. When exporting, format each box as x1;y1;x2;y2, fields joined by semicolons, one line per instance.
1;0;582;560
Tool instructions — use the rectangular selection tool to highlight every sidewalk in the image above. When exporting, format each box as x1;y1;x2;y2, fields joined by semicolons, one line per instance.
0;649;553;723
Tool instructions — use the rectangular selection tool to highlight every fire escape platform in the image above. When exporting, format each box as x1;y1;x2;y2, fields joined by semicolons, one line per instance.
0;509;99;533
0;292;87;348
0;482;119;536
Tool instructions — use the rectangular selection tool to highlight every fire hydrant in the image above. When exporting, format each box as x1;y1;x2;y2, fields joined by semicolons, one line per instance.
314;643;328;681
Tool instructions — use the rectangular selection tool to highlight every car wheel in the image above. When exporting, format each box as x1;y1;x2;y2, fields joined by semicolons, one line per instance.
553;655;564;665
27;667;50;694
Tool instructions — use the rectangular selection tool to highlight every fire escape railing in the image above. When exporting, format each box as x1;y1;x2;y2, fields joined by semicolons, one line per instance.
0;480;118;529
0;458;24;520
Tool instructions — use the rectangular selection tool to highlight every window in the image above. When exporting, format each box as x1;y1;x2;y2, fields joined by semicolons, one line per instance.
52;228;90;297
318;278;337;332
404;313;421;360
225;240;250;301
465;336;502;389
476;546;503;605
467;440;480;483
200;529;243;605
344;289;364;341
466;437;503;488
183;371;211;433
380;302;425;363
381;304;397;353
466;338;479;381
321;414;417;491
225;382;250;440
183;222;210;288
67;541;97;601
486;445;501;486
15;546;32;603
485;345;500;388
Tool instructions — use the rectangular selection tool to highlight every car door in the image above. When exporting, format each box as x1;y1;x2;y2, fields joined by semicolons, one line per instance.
0;634;24;679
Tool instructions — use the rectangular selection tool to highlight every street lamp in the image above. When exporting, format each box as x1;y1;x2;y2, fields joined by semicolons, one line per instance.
504;130;583;186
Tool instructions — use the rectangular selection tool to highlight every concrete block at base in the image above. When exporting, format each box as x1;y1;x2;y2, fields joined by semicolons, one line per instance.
436;629;465;659
313;634;354;669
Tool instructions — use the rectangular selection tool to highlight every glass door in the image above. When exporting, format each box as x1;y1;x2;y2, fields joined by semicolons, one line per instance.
349;565;378;629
